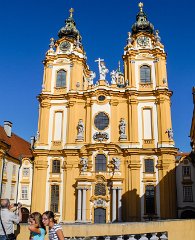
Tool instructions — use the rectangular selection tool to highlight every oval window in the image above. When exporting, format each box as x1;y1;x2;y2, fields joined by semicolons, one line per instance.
94;112;109;130
98;95;106;101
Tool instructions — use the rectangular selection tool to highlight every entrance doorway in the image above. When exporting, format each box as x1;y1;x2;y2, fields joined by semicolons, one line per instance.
94;208;106;223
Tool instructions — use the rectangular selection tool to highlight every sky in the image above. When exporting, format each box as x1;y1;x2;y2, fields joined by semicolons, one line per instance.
0;0;194;152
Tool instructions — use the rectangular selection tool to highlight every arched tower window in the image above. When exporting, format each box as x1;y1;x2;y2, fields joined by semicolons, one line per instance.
140;65;151;83
95;154;107;172
56;70;66;87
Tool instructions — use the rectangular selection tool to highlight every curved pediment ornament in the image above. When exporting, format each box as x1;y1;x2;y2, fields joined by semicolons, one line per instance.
94;198;107;208
93;132;109;142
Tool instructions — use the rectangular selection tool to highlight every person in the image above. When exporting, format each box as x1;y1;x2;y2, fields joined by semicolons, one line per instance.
28;212;46;240
0;199;22;240
42;211;64;240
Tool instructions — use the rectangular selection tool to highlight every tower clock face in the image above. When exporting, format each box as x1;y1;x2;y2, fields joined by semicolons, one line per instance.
59;41;71;52
137;36;150;47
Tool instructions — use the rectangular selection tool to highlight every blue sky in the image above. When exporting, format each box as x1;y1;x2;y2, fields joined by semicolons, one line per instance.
0;0;194;152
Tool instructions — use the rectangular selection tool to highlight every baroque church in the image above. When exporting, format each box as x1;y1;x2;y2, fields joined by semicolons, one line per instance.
31;3;177;223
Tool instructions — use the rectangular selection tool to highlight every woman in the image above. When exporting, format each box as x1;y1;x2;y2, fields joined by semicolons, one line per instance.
28;212;46;240
42;211;64;240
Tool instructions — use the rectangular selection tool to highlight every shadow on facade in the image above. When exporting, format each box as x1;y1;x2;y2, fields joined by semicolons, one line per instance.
121;167;177;222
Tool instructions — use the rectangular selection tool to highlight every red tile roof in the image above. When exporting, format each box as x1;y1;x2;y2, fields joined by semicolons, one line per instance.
0;125;32;160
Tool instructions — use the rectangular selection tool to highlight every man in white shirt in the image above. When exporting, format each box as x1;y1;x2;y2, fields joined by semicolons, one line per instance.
0;199;22;240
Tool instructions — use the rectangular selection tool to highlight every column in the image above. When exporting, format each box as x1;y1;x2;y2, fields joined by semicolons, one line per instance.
118;188;122;222
112;188;117;222
82;188;87;221
77;188;82;221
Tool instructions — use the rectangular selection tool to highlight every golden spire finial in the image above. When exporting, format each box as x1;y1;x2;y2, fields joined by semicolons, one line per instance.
138;2;143;12
69;8;74;17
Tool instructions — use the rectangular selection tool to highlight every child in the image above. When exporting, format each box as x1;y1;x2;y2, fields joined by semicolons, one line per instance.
42;211;64;240
28;212;46;240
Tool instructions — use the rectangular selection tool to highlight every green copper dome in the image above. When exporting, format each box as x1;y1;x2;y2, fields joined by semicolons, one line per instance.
58;8;82;41
131;2;154;36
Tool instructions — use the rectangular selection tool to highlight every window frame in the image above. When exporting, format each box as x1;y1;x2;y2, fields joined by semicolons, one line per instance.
22;167;30;177
50;185;60;213
52;160;61;173
183;186;193;202
140;65;151;84
145;159;154;173
56;69;66;88
182;166;191;177
21;185;28;200
94;112;109;131
95;154;107;172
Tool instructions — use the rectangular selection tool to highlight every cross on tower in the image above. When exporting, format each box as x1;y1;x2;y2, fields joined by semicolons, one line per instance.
95;58;104;66
138;2;143;12
69;8;74;17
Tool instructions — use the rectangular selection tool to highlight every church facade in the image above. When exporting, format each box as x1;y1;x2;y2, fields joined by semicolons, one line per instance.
31;3;177;223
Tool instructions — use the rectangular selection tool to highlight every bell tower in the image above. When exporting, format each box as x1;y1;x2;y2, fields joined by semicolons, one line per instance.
122;2;177;219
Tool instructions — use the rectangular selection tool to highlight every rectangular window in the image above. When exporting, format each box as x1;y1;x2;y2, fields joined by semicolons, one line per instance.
182;166;191;177
21;186;28;199
145;185;155;214
183;186;193;202
23;167;30;177
53;112;63;141
50;185;59;213
52;160;61;173
145;159;154;173
95;154;107;172
143;108;152;140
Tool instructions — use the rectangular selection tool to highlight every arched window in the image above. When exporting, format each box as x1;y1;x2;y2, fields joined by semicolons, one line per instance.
52;160;61;173
94;208;106;223
140;65;151;83
56;70;66;87
95;154;107;172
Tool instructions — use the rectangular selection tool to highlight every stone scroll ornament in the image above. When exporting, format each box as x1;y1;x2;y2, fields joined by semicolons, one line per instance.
80;157;88;172
119;118;127;140
76;119;84;141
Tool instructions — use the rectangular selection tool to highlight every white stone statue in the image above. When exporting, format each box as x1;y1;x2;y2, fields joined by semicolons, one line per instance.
35;131;40;141
127;32;132;45
110;70;117;84
155;30;161;42
95;58;109;80
112;157;120;171
76;119;84;140
88;71;96;85
80;157;88;172
166;128;173;140
119;118;127;140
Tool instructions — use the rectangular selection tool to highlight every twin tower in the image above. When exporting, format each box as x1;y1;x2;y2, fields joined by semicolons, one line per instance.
31;3;177;223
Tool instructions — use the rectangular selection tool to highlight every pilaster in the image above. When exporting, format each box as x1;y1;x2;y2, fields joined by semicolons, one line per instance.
31;156;48;213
